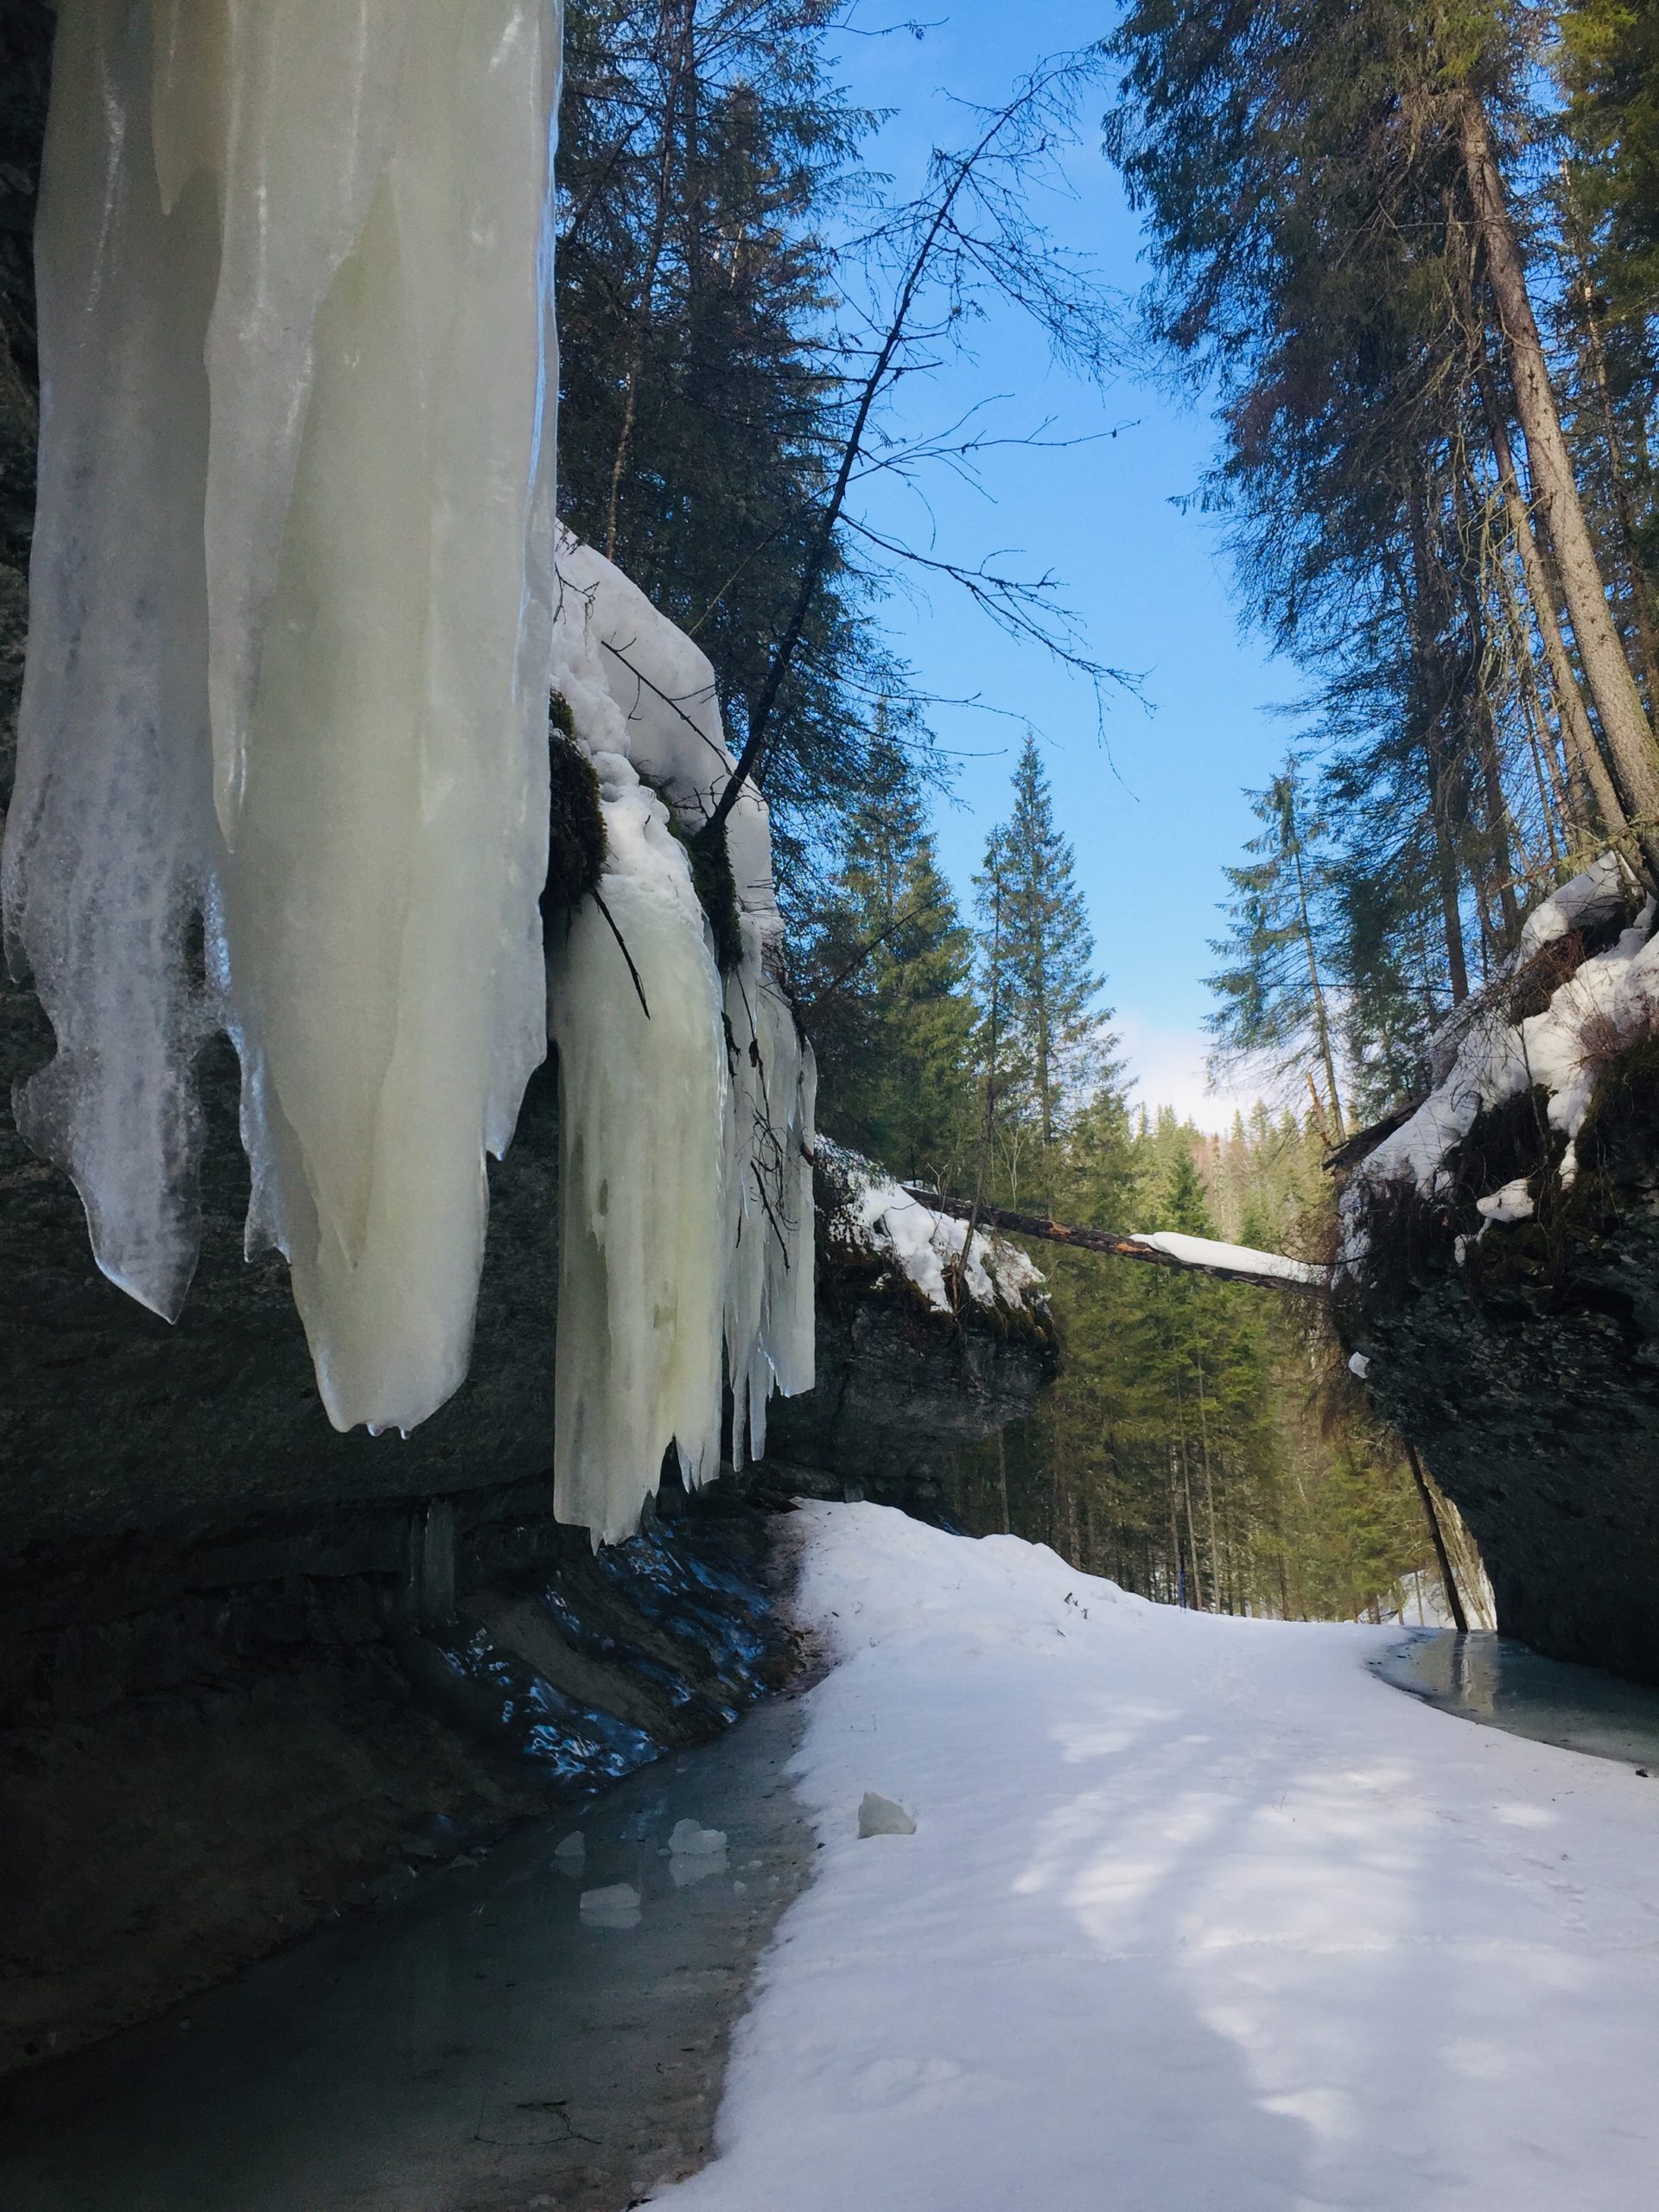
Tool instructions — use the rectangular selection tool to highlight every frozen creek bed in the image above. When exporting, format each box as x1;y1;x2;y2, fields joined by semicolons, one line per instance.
0;1696;814;2212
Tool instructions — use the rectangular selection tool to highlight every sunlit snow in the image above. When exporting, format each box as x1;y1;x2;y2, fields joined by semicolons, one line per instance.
651;1503;1659;2212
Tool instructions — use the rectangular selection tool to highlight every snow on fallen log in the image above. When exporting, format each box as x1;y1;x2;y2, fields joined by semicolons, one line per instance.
902;1191;1327;1291
817;1144;1048;1321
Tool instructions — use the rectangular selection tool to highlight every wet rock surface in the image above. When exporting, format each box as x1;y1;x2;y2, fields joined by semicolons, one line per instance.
768;1256;1057;1518
0;1491;805;2076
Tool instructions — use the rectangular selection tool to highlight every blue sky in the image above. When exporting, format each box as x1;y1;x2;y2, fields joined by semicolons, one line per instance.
825;6;1301;1127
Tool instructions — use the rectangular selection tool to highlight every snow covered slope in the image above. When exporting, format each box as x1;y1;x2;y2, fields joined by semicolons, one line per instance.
652;1503;1659;2212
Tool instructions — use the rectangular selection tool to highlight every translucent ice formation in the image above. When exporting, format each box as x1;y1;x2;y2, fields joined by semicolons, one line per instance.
549;537;817;1540
5;2;562;1429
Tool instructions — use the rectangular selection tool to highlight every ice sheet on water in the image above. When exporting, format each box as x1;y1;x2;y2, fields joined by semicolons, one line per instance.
669;1820;728;1856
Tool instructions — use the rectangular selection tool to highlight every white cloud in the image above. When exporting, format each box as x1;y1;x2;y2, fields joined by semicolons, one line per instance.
1111;1009;1266;1135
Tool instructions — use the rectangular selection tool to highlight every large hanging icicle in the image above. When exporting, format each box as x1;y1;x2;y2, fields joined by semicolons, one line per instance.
4;2;561;1431
549;537;816;1537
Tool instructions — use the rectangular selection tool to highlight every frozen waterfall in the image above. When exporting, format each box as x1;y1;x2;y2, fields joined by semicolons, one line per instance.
4;0;561;1433
548;539;816;1540
4;4;814;1542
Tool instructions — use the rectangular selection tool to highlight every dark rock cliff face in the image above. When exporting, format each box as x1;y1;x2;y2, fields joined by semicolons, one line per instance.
0;7;1055;2072
1343;1048;1659;1686
769;1265;1058;1518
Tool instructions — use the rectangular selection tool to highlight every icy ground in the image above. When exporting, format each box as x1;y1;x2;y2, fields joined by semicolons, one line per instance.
652;1503;1659;2211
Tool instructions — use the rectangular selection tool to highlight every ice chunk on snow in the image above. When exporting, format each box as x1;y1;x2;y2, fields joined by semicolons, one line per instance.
5;0;560;1433
858;1792;917;1838
670;1819;728;1856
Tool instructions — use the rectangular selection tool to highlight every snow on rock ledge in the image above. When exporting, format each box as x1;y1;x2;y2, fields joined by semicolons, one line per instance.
1341;851;1658;1265
816;1142;1047;1326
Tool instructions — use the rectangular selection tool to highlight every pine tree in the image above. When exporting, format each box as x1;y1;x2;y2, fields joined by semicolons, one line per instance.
556;0;893;889
804;731;975;1185
1205;764;1348;1140
975;737;1107;1195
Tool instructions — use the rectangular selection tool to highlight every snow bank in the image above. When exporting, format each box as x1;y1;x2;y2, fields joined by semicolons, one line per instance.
548;538;816;1539
817;1142;1047;1322
4;2;561;1431
1342;852;1658;1263
651;1502;1659;2212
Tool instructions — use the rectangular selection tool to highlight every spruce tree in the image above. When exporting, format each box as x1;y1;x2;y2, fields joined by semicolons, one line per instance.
976;737;1106;1194
804;732;975;1185
1205;764;1347;1140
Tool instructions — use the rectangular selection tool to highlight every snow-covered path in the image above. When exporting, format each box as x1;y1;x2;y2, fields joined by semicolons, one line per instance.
652;1503;1659;2211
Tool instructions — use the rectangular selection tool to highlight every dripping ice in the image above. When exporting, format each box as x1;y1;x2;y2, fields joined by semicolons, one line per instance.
5;0;561;1434
548;537;816;1544
4;3;817;1546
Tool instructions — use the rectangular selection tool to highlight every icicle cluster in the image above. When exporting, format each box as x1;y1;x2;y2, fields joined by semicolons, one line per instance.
5;11;813;1544
549;537;817;1542
4;2;562;1433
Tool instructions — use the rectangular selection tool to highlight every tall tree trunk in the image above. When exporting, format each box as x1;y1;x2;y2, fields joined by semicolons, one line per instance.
1402;501;1473;1001
1492;534;1574;854
1405;1442;1468;1634
1560;170;1659;711
1197;1360;1223;1612
1284;788;1346;1136
1427;742;1472;1003
1176;1379;1207;1612
1477;354;1629;839
1459;95;1659;870
1452;468;1522;937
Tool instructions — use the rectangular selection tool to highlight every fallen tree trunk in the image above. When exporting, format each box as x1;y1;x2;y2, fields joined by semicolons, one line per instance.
902;1190;1327;1293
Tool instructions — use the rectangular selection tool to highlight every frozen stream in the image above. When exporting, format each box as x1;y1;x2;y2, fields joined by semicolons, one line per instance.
0;1698;813;2212
1373;1628;1659;1768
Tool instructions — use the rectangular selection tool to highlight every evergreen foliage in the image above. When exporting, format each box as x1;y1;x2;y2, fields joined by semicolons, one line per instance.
1107;0;1659;1113
1205;764;1348;1138
556;0;896;892
798;729;976;1187
971;739;1111;1202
